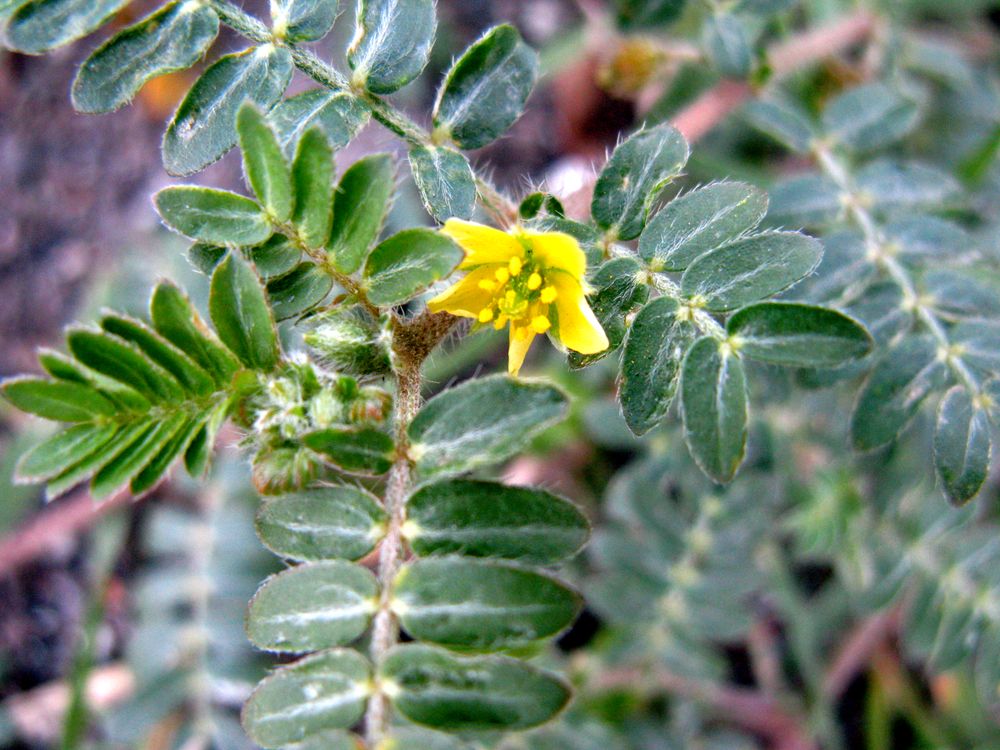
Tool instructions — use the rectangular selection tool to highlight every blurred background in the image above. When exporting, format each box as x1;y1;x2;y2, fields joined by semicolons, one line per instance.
2;1;1000;748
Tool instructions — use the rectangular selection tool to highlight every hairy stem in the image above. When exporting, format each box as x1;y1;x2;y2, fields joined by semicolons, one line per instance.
363;326;424;747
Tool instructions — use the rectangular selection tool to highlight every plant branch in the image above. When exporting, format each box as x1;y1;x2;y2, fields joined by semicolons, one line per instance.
812;144;981;395
822;605;903;700
205;0;520;222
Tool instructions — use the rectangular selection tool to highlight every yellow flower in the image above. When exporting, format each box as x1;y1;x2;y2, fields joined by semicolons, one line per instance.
428;219;609;375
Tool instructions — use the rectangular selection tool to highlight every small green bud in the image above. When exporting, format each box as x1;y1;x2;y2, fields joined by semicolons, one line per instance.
308;387;346;428
304;309;392;377
252;444;321;495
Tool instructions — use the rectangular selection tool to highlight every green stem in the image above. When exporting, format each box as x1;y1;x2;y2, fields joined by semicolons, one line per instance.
812;144;980;395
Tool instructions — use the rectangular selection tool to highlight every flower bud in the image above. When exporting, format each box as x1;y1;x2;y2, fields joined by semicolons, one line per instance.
304;310;392;377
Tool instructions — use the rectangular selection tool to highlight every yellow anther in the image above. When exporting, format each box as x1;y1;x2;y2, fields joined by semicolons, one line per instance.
509;256;523;276
495;267;510;284
540;286;558;304
494;313;508;330
478;279;496;292
478;308;494;323
531;316;551;334
527;272;542;290
505;290;516;305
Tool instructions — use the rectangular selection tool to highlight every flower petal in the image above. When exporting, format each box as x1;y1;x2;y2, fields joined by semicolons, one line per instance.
550;274;609;355
523;230;587;281
442;219;524;269
508;328;537;375
427;267;495;318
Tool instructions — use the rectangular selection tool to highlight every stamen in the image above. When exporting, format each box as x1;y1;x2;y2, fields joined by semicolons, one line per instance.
478;279;496;292
505;290;516;306
531;315;551;333
495;267;510;284
508;256;523;276
494;313;508;330
527;272;542;290
478;308;494;323
540;286;557;304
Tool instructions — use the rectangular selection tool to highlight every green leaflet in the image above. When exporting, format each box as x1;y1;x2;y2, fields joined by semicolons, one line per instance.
130;414;207;495
612;0;686;31
242;649;371;748
15;423;118;483
268;90;370;157
409;375;569;476
592;123;690;240
247;561;377;652
267;263;334;321
568;257;649;369
348;0;436;94
45;420;154;500
704;12;752;78
291;128;334;250
767;174;842;228
822;83;920;153
209;253;281;372
951;321;1000;376
394;557;581;651
67;328;184;404
2;378;115;422
238;104;294;224
640;182;768;272
155;187;272;247
681;231;823;311
405;479;590;564
90;413;189;500
278;732;357;750
432;25;538;150
101;313;216;397
620;297;696;435
856;160;961;214
382;644;571;731
246;236;302;279
301;426;394;475
362;228;463;307
743;98;816;153
271;0;340;42
256;486;387;562
6;0;130;54
851;335;950;452
163;45;294;175
726;303;873;368
72;1;219;114
934;386;992;506
409;144;477;223
327;154;395;274
150;282;241;386
680;337;748;483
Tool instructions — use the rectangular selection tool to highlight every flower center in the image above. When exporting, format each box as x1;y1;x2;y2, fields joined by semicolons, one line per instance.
476;255;558;337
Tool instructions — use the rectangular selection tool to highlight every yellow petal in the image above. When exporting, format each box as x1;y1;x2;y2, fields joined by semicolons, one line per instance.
426;267;495;318
442;218;524;269
522;230;587;281
550;274;609;355
507;327;537;375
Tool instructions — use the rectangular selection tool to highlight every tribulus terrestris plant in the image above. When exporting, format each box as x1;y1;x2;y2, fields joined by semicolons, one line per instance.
3;0;1000;748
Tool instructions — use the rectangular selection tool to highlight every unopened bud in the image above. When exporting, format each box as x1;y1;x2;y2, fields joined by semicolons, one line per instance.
304;310;391;377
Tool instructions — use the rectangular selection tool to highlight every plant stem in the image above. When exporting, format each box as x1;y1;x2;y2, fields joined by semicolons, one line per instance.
812;145;981;395
363;336;423;747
